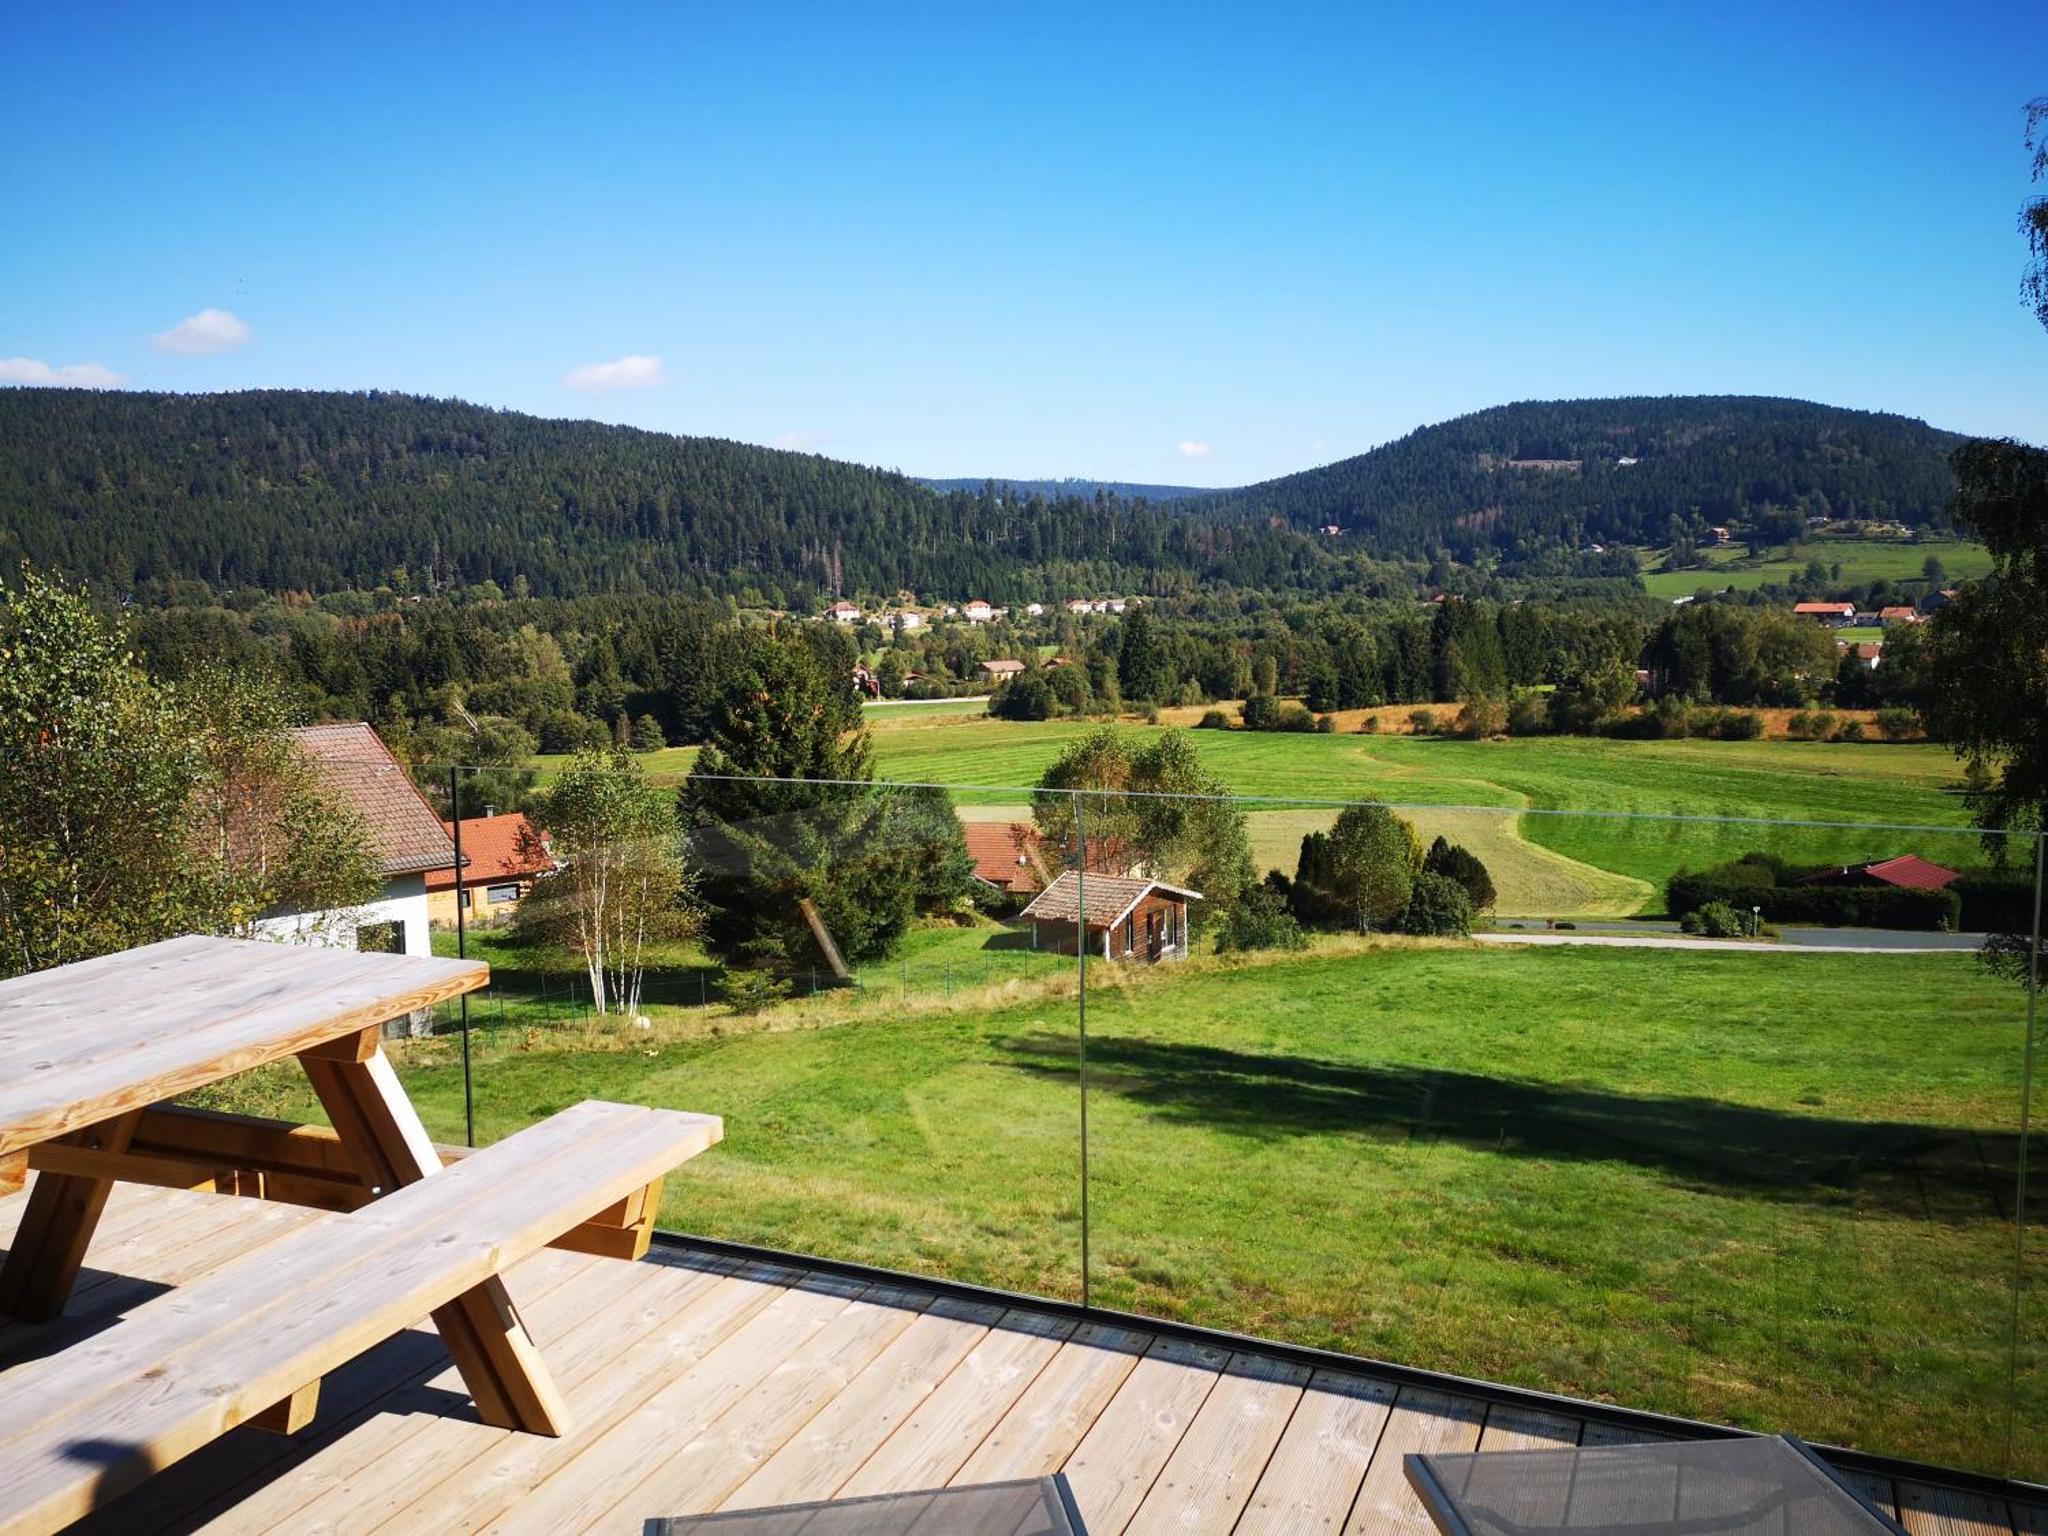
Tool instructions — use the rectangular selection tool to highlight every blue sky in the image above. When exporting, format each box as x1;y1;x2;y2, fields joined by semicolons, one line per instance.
3;1;2044;485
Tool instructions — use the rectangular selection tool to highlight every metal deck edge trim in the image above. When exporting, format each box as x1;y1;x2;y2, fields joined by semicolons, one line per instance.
646;1227;2048;1510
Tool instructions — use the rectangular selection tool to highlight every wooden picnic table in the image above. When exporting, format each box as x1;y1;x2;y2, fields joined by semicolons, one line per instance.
0;935;536;1401
0;934;722;1535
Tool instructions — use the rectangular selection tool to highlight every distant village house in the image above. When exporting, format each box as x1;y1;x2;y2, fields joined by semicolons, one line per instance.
261;723;455;960
426;812;557;927
1019;872;1200;962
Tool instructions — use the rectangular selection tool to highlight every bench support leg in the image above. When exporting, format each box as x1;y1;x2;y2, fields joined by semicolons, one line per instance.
0;1111;143;1322
300;1033;570;1436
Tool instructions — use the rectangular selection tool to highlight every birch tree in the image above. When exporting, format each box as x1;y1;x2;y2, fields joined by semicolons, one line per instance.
519;748;693;1016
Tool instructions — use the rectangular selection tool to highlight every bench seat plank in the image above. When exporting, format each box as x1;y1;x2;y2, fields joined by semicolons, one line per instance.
0;1099;721;1536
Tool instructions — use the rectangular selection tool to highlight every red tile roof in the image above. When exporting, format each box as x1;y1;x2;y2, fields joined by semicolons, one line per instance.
961;822;1048;892
1858;854;1961;890
289;723;455;878
1878;605;1920;621
424;813;555;891
1793;602;1856;616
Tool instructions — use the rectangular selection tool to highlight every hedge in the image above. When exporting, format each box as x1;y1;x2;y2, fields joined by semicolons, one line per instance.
1667;870;1959;931
1953;874;2037;934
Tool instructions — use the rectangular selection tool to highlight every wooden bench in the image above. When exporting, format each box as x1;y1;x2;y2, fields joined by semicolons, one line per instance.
0;1098;721;1536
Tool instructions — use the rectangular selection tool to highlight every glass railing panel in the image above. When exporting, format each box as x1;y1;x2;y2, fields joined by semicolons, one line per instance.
1078;795;2034;1479
417;766;1086;1304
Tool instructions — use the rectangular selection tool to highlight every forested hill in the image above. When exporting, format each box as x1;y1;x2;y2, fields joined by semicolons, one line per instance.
0;390;1972;603
0;390;1333;604
1187;397;1965;557
920;476;1213;501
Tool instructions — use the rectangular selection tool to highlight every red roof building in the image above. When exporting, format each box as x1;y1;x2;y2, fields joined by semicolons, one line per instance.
1792;602;1857;620
425;812;557;924
1801;854;1960;891
961;822;1048;895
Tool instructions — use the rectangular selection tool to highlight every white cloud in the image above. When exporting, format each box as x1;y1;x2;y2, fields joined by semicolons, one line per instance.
1177;440;1214;459
772;430;824;452
150;308;252;355
562;353;667;394
0;357;128;388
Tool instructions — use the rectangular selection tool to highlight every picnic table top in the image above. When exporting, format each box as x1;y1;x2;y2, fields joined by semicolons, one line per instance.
0;935;487;1158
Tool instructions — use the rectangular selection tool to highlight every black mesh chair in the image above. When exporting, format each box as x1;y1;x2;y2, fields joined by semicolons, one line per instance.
1405;1435;1908;1535
645;1475;1088;1534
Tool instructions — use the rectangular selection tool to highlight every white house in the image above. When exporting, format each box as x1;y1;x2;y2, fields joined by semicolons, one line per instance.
1024;602;1044;617
963;599;993;623
1065;598;1092;615
826;600;861;623
256;722;456;965
893;610;926;632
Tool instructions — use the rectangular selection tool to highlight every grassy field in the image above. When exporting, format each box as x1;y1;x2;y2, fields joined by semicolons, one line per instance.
210;933;2038;1480
532;702;1978;917
1638;536;1991;601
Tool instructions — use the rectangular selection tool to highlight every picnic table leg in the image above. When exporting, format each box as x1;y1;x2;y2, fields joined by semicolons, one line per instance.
0;1110;144;1322
299;1030;570;1435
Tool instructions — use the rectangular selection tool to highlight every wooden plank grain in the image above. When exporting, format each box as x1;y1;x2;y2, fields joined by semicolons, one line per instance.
837;1308;1076;1497
1057;1335;1230;1534
720;1295;1006;1511
1234;1370;1397;1536
602;1286;934;1524
1898;1481;2020;1536
948;1321;1151;1486
1122;1351;1309;1536
1341;1386;1486;1536
0;938;486;1157
470;1274;876;1535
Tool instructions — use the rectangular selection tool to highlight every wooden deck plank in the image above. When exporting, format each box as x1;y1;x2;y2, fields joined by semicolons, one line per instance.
1341;1385;1487;1536
1843;1470;1901;1522
1899;1482;2021;1536
837;1308;1077;1496
462;1274;878;1535
718;1295;1006;1512
299;1258;796;1536
598;1286;935;1524
948;1321;1151;1485
1122;1352;1310;1536
1056;1335;1231;1534
1234;1370;1397;1536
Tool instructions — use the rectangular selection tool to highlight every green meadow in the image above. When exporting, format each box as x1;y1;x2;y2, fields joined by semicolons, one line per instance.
534;700;1978;917
1637;535;1991;601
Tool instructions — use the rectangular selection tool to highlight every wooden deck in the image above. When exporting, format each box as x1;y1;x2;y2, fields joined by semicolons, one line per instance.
4;1184;2040;1536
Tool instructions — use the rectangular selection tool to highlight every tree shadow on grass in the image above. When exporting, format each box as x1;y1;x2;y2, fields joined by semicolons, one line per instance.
999;1032;2019;1223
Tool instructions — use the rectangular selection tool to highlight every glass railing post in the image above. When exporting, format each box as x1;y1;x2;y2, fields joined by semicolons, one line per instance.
1075;787;1091;1310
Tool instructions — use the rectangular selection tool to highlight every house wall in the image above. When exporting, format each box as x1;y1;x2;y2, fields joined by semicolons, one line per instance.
1029;894;1189;961
255;874;432;959
427;878;533;928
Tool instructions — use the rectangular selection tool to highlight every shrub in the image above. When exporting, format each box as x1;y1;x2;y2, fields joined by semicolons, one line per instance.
721;969;792;1015
1787;709;1838;741
1667;860;1959;931
1271;702;1317;733
1241;694;1281;731
1506;691;1550;736
1213;884;1308;953
1196;709;1231;730
1398;872;1473;937
989;674;1054;721
1690;707;1763;740
1359;714;1381;734
1834;719;1865;742
1875;706;1918;740
1424;835;1496;913
1314;713;1337;734
1452;696;1506;739
1691;900;1750;938
1407;708;1437;736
